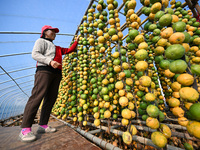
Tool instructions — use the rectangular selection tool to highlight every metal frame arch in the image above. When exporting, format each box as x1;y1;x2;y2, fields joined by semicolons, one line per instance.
0;83;33;99
0;66;35;76
0;84;32;108
14;105;25;117
0;84;32;101
11;103;25;118
0;88;21;99
0;87;32;117
10;88;32;117
0;79;34;92
14;99;29;116
0;91;21;108
0;74;34;85
0;93;24;120
0;66;29;97
8;97;27;119
3;96;24;120
10;91;31;118
10;98;26;117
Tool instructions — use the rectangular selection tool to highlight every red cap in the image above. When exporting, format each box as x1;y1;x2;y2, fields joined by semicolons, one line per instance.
40;25;59;37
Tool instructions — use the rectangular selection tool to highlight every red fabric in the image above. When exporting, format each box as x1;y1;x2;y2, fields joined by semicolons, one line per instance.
54;41;78;70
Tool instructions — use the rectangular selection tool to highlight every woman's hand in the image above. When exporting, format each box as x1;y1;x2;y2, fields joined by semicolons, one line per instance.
76;35;80;41
50;61;61;69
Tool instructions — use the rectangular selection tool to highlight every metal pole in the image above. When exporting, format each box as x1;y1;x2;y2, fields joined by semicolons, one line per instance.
0;41;35;43
0;66;35;76
0;52;32;58
88;125;120;134
191;0;200;15
0;66;29;97
182;2;187;8
50;115;122;150
94;118;187;131
73;0;95;38
88;129;102;134
185;0;198;17
0;31;75;36
98;119;198;141
86;122;184;150
0;74;34;85
195;3;200;15
0;79;34;92
0;83;32;99
0;40;72;44
4;115;23;127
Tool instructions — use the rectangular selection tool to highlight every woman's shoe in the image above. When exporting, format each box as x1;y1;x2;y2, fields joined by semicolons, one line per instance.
37;126;56;133
19;131;36;142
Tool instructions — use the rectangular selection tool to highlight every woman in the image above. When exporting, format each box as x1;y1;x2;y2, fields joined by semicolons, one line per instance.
19;25;79;142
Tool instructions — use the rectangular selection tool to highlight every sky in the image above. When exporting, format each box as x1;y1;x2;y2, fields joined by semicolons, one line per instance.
0;0;187;119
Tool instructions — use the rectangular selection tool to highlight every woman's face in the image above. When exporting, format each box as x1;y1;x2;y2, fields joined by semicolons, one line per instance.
44;29;56;40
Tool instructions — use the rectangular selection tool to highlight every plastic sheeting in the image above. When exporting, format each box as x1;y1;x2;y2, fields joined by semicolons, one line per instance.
0;0;91;120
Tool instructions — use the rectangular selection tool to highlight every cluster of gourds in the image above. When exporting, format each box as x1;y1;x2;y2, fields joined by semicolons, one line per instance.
52;0;200;148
